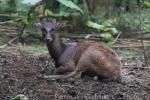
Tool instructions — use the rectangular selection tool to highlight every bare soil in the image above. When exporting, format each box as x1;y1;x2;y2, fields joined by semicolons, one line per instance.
0;47;150;100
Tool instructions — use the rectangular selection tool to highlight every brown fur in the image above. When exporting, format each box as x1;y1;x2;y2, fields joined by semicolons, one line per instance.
40;20;122;81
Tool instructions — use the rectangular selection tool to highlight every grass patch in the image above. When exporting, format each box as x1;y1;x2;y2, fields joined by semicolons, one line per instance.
0;34;14;42
21;44;49;55
117;49;135;59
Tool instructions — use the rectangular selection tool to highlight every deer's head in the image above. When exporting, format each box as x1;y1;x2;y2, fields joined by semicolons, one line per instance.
39;18;55;42
38;18;64;42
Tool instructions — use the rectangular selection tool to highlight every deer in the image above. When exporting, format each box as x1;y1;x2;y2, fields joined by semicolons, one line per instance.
38;18;122;82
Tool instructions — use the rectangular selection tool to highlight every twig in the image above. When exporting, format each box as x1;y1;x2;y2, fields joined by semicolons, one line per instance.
112;44;150;48
0;14;23;18
0;21;14;25
62;34;102;40
0;44;8;49
123;66;150;69
8;37;18;44
0;37;19;48
112;32;121;44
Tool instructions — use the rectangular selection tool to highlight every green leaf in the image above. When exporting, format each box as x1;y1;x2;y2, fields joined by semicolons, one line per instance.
57;0;83;13
143;24;150;31
71;12;81;16
87;21;104;30
111;28;118;35
100;33;113;41
55;11;70;17
104;28;118;35
45;9;55;17
102;20;112;27
144;1;150;8
23;16;29;25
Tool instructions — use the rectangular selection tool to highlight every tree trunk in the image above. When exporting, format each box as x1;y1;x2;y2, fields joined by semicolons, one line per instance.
126;0;132;12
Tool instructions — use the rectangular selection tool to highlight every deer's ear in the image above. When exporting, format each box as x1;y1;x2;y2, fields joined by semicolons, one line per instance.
36;17;47;28
40;18;47;24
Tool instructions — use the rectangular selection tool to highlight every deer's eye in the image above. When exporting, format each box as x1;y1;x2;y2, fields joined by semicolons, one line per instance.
42;28;47;33
50;28;54;32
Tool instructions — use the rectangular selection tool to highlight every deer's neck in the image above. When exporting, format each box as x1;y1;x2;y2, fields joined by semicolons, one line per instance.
46;36;65;65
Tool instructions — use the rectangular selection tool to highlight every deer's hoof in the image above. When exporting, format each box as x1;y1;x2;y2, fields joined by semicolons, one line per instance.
37;74;44;79
93;76;98;81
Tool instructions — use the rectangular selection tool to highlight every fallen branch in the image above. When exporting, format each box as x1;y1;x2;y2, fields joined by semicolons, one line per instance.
112;32;121;44
0;28;17;33
123;66;150;69
0;20;14;25
112;44;150;48
0;14;23;18
0;37;19;48
0;44;7;49
62;34;103;41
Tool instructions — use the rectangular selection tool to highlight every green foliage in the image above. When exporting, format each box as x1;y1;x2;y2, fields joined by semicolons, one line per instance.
45;9;55;17
56;11;70;17
116;13;139;30
0;0;11;13
116;10;150;32
16;3;30;14
22;45;48;55
117;50;135;59
21;32;33;38
0;34;14;42
86;20;119;41
44;0;83;18
87;21;104;30
45;8;81;17
57;0;83;13
100;33;113;41
143;24;150;31
16;0;41;14
144;1;150;8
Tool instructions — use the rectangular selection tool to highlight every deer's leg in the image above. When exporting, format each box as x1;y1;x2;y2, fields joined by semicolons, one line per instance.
54;61;76;74
39;61;83;80
40;51;93;80
40;68;82;80
53;65;74;75
39;61;78;79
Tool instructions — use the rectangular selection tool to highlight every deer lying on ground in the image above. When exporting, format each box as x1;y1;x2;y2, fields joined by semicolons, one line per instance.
39;18;122;81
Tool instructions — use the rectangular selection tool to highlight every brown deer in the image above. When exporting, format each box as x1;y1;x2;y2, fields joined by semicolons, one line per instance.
39;18;122;81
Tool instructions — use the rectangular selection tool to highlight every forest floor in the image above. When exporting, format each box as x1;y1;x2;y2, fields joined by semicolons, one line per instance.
0;39;150;100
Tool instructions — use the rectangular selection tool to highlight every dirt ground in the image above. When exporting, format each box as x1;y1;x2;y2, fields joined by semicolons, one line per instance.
0;46;150;100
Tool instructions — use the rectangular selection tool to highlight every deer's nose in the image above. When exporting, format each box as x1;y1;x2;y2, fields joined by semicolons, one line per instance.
45;33;53;42
45;37;52;42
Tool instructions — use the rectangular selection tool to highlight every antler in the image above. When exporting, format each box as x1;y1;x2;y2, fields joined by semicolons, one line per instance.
36;17;66;30
52;19;65;30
